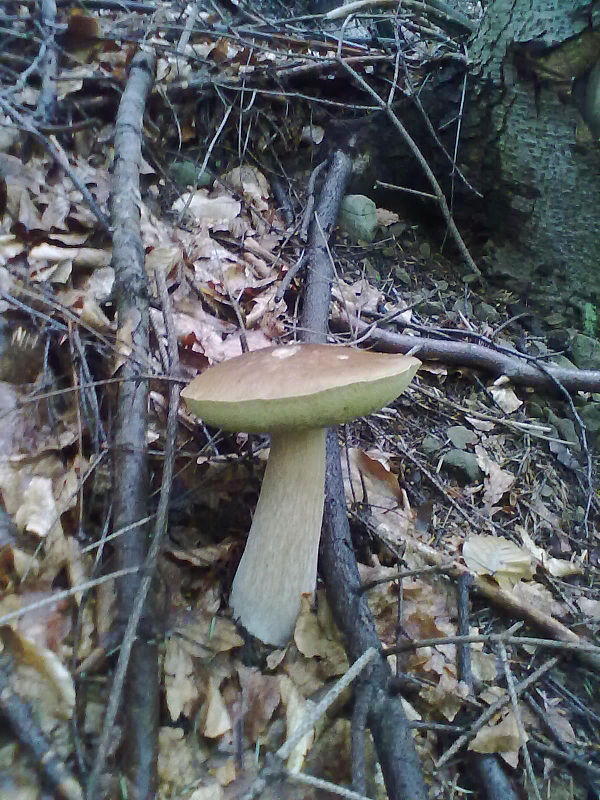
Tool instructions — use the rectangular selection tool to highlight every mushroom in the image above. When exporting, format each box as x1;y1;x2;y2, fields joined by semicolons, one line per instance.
181;343;420;645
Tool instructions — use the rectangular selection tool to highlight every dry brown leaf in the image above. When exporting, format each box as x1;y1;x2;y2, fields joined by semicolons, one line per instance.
466;416;495;432
510;580;567;618
201;675;232;738
475;446;515;508
518;527;583;578
279;675;314;773
469;710;524;755
293;592;348;677
238;665;281;743
158;727;206;793
172;612;244;659
189;783;224;800
222;166;270;212
1;626;75;719
488;377;522;413
578;596;600;619
542;699;575;744
172;191;241;230
14;476;57;538
471;649;497;683
352;449;403;504
420;670;467;721
463;534;533;588
164;636;200;721
332;278;384;317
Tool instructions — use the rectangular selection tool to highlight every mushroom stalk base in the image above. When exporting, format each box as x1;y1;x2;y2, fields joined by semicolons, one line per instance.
229;427;327;646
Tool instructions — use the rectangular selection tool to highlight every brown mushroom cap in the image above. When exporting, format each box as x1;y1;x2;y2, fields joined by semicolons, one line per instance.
181;343;421;432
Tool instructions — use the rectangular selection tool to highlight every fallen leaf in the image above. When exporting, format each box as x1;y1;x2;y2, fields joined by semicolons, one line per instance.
201;675;232;738
488;377;522;414
238;666;281;743
279;675;315;773
172;191;241;230
463;535;533;588
475;446;515;508
518;527;583;578
469;711;525;755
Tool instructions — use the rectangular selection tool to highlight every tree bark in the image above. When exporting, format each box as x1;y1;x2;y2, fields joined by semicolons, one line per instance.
464;0;600;324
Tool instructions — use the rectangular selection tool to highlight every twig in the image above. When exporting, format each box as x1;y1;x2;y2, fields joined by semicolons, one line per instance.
351;681;373;795
86;48;157;800
286;770;375;799
242;649;378;800
337;58;481;275
0;650;83;800
0;568;139;627
278;648;378;761
454;576;519;800
496;639;542;800
383;632;600;657
35;0;58;124
436;657;560;768
298;148;428;800
331;314;600;393
324;0;475;34
359;562;452;592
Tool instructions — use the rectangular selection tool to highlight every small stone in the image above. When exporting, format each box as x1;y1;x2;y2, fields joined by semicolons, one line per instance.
452;298;473;318
476;302;500;323
169;160;212;188
442;450;483;483
422;434;443;453
546;410;580;451
339;195;378;242
580;403;600;435
418;299;446;316
571;334;600;370
446;425;478;450
391;266;411;284
549;355;576;370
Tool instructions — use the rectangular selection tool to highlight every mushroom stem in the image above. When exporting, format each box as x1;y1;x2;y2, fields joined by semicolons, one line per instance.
229;426;327;646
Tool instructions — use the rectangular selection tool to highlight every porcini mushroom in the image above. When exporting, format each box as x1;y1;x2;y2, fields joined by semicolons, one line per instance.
181;343;420;645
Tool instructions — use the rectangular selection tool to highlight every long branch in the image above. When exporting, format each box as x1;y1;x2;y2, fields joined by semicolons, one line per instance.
299;149;428;800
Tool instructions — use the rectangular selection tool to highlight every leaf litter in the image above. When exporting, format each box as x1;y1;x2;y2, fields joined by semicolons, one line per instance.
0;4;598;798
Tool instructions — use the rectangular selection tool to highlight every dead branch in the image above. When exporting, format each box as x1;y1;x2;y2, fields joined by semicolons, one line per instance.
35;0;58;124
455;575;520;800
86;48;157;800
299;149;429;800
400;536;600;672
333;314;600;393
0;649;83;800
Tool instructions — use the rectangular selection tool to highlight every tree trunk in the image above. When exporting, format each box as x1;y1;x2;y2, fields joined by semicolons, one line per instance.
464;0;600;326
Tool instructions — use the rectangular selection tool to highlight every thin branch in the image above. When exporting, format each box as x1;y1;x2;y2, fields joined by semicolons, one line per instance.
86;48;157;800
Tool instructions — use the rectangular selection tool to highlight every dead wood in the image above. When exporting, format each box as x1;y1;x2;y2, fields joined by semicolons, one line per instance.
299;148;429;800
455;575;520;800
86;48;157;800
0;649;83;800
333;314;600;393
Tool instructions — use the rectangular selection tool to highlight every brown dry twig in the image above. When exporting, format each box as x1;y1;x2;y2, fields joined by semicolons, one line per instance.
336;56;481;276
0;648;83;800
86;48;157;800
299;148;429;799
333;314;600;393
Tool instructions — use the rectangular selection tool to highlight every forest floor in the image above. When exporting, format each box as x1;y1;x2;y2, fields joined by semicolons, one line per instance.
0;2;599;799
